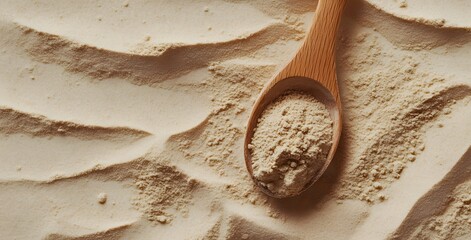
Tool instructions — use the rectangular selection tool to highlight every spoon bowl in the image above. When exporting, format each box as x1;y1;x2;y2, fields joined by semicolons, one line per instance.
244;0;346;198
244;77;342;198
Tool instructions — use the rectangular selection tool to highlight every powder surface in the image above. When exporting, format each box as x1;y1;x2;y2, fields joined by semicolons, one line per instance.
249;91;333;197
1;0;470;239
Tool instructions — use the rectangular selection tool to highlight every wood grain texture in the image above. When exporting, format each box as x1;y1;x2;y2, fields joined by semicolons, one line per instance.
244;0;347;198
274;0;346;102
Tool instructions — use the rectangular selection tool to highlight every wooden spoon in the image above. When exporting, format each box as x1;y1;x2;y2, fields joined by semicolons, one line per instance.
244;0;346;198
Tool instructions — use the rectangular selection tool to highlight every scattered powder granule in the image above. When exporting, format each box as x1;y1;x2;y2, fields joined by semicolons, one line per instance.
97;193;107;204
156;215;169;224
399;0;408;8
249;91;333;197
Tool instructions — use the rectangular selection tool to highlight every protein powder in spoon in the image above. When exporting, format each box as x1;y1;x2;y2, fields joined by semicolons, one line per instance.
249;91;333;197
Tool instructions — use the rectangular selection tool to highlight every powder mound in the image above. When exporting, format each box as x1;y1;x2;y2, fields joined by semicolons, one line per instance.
133;160;197;224
411;180;471;240
249;91;333;197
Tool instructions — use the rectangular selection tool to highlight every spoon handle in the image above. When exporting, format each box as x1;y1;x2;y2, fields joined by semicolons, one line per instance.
278;0;347;101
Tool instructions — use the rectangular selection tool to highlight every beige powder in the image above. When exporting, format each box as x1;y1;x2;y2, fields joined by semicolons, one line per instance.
0;0;470;239
407;180;471;240
249;91;333;197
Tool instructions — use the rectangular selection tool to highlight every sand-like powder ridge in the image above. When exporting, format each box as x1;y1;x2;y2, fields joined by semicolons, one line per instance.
249;91;333;197
1;0;470;239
